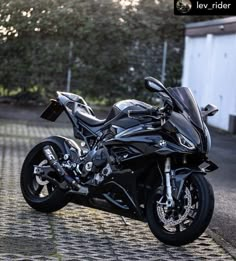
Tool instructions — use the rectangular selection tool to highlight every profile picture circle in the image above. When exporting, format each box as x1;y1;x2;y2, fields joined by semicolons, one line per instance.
176;0;192;14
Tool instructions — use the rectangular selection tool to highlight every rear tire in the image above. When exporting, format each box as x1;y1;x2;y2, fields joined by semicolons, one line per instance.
146;174;214;246
21;141;69;213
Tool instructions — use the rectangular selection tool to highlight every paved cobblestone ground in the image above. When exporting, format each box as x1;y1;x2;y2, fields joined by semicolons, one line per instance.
0;120;234;260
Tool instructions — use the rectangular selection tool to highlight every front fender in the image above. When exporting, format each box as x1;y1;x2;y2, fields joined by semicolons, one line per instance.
174;168;206;199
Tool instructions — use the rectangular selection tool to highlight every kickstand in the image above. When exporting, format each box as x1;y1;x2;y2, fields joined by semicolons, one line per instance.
121;216;130;226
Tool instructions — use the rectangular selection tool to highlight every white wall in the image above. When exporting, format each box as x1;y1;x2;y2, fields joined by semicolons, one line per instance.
182;33;236;130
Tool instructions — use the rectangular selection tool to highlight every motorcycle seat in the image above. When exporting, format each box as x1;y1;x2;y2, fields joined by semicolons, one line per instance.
75;110;106;126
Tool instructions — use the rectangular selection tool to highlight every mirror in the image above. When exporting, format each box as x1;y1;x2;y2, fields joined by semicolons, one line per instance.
144;77;166;93
144;76;178;112
202;104;218;117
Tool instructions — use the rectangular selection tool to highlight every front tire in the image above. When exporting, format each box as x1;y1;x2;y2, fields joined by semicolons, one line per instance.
146;174;214;246
21;141;69;213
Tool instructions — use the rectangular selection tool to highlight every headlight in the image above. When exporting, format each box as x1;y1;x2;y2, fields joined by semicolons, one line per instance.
177;133;195;150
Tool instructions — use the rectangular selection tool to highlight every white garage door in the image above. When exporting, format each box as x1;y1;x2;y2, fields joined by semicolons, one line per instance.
182;36;207;106
182;34;236;130
207;34;236;130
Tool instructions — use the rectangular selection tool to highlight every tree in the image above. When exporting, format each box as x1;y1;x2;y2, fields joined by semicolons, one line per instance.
0;0;225;104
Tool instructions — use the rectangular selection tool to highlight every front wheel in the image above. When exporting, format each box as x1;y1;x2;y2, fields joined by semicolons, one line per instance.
146;174;214;246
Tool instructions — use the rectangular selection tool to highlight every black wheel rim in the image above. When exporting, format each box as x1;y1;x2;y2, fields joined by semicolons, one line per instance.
23;146;60;202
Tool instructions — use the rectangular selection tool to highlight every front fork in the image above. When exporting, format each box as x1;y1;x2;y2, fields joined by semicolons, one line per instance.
164;158;176;208
164;157;200;207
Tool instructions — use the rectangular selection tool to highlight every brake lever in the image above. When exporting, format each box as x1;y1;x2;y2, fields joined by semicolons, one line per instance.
128;107;165;120
141;115;162;120
141;111;165;120
159;105;172;117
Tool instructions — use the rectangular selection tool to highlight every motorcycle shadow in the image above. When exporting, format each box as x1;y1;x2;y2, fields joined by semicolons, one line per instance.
27;204;224;260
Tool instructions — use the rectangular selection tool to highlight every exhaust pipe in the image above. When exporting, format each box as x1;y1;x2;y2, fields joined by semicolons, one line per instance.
43;145;88;195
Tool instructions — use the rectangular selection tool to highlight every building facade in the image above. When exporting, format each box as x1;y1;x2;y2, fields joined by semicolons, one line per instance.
182;17;236;131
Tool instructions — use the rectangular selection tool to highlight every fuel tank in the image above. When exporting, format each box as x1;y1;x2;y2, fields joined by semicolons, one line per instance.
104;99;153;130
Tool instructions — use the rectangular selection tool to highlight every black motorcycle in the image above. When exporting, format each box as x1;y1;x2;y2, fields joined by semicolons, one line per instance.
21;77;218;246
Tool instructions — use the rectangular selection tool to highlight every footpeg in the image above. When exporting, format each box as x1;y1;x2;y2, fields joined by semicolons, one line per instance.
63;175;80;190
76;186;89;195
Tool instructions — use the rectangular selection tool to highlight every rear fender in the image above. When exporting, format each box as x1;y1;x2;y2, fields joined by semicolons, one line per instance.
43;136;82;158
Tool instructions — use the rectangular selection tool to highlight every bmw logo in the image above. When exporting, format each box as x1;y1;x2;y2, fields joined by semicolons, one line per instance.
159;140;167;147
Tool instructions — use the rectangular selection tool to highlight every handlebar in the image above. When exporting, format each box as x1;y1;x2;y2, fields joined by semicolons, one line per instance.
128;108;162;118
128;100;173;119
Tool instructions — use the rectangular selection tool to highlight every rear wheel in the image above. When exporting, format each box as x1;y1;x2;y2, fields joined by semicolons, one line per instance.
21;142;69;213
146;174;214;246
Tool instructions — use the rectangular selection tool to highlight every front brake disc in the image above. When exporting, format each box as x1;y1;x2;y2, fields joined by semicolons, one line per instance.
156;187;192;226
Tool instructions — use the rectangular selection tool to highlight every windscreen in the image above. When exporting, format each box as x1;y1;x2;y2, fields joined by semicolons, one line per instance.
168;87;203;129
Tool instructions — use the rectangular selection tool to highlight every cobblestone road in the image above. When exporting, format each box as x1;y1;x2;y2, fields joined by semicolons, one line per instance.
0;120;233;260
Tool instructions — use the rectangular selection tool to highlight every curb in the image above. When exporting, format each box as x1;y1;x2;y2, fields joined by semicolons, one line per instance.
207;228;236;260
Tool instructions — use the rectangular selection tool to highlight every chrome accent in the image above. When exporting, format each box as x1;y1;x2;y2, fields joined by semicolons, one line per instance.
159;140;166;147
115;125;144;138
34;166;43;175
123;154;129;159
76;163;82;174
81;141;86;147
36;175;49;186
101;163;112;176
63;154;70;160
94;173;104;184
160;118;166;126
85;162;93;172
34;161;50;186
164;158;174;208
62;162;72;169
111;125;125;136
115;124;159;139
94;163;113;185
